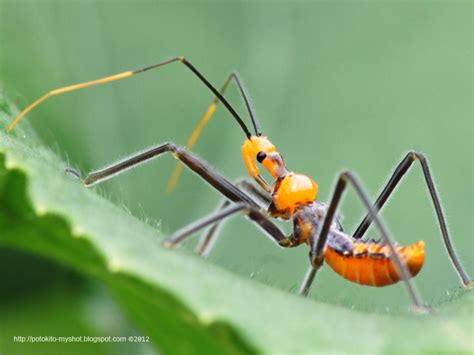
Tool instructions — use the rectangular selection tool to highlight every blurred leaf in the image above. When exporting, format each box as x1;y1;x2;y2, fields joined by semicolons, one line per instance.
0;96;472;354
0;282;154;355
0;286;113;355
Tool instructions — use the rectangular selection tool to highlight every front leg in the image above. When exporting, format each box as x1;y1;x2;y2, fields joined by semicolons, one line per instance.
163;202;294;250
70;142;290;244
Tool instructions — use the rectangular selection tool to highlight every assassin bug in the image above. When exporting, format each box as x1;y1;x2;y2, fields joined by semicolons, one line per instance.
7;56;472;311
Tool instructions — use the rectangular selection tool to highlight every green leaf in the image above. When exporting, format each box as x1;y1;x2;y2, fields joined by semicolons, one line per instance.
0;96;472;354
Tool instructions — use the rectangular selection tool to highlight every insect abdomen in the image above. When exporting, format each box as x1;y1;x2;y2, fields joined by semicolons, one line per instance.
324;241;425;287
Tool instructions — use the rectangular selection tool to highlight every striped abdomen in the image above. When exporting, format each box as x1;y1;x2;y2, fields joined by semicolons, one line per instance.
324;240;425;287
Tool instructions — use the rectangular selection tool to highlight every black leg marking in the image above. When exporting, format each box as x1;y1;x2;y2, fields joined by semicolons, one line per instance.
353;151;472;287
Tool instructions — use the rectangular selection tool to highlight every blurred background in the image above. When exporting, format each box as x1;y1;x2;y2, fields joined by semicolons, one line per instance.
0;0;472;353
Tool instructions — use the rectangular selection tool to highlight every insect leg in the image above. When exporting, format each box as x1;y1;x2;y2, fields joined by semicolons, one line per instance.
79;143;291;247
195;179;272;256
195;199;232;256
302;171;426;311
299;267;319;297
163;201;284;250
352;151;472;287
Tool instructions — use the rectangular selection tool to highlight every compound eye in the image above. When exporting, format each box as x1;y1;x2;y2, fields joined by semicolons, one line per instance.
256;151;267;163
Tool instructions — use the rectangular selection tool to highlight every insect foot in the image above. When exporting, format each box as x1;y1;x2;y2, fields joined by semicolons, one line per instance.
64;167;82;180
162;239;178;249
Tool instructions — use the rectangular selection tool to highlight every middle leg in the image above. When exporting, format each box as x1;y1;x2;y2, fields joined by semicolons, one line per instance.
163;200;291;252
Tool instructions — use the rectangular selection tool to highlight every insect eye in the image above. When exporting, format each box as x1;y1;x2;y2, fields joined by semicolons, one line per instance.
256;151;267;163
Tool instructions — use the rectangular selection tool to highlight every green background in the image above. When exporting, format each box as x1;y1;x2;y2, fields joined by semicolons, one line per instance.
0;0;472;353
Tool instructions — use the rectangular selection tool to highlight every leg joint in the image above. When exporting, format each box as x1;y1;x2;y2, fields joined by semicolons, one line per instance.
339;170;354;183
310;252;325;268
164;142;178;151
407;150;427;163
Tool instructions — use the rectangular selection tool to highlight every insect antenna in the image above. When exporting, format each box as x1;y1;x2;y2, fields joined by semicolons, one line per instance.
6;56;254;139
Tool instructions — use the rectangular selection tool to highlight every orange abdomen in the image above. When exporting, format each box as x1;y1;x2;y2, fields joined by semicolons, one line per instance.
324;241;425;287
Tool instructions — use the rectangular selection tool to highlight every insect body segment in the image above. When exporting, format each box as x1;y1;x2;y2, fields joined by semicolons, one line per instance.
271;174;318;218
325;240;425;287
286;200;425;287
243;136;319;217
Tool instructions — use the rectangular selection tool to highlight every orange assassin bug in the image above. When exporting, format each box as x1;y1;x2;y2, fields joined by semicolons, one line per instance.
7;56;472;311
